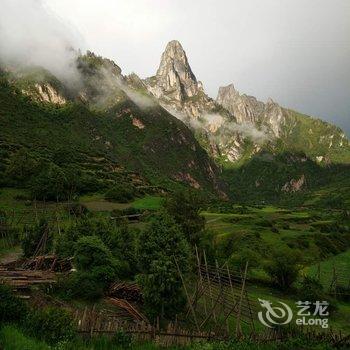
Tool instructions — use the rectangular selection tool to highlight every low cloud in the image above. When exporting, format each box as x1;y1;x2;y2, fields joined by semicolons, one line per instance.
86;64;155;109
122;84;155;109
167;110;270;144
0;0;84;86
224;122;269;144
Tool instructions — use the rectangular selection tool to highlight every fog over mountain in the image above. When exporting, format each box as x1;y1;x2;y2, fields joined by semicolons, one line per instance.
1;0;349;135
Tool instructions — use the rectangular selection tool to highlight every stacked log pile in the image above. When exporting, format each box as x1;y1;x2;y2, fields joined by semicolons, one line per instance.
22;255;73;272
108;282;142;302
0;266;57;290
107;297;148;322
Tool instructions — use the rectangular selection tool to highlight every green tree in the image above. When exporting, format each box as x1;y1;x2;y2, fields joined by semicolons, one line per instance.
56;217;136;268
298;276;331;311
5;148;38;185
137;211;190;319
229;248;260;272
30;163;81;201
56;235;123;301
75;235;117;271
264;248;302;291
24;307;75;345
164;189;205;246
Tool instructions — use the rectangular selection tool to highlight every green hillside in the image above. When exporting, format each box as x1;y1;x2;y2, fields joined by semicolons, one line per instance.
223;151;350;207
0;75;224;197
277;108;350;164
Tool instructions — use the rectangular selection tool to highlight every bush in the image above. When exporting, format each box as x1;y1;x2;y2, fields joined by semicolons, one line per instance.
335;285;350;302
256;219;274;228
56;217;114;258
105;183;136;203
228;248;260;272
0;285;28;324
264;248;302;291
271;226;280;234
4;149;39;186
111;330;133;348
56;272;104;301
24;307;75;345
0;325;50;350
282;223;290;230
75;235;118;271
22;219;52;258
298;276;328;310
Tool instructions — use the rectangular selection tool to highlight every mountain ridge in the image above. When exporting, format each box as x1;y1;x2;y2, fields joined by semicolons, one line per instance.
0;56;227;197
144;41;350;165
0;40;349;203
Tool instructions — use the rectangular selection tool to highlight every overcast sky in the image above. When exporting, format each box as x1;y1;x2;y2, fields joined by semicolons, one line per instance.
10;0;350;134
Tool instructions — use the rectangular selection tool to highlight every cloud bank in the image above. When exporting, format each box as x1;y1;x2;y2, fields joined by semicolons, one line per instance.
162;108;270;144
0;0;84;85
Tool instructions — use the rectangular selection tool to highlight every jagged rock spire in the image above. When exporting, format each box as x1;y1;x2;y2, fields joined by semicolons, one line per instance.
217;84;264;124
147;40;202;102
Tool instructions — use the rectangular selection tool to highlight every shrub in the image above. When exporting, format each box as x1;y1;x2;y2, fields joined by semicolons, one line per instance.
298;276;329;310
228;248;260;272
56;217;114;258
256;219;274;228
335;285;350;302
4;149;39;186
271;226;280;234
24;307;75;345
111;330;133;348
75;235;117;271
264;248;302;291
105;183;136;203
56;272;104;301
21;219;53;258
0;285;28;324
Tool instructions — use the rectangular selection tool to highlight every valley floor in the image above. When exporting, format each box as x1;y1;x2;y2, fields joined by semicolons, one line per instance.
0;188;349;348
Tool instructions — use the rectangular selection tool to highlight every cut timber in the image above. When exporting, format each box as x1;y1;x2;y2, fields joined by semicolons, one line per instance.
0;265;57;290
107;297;148;323
108;282;142;302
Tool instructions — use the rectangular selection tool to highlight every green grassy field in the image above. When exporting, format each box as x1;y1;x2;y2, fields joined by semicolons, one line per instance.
1;189;349;337
201;205;350;333
202;205;332;264
306;249;350;289
131;196;163;210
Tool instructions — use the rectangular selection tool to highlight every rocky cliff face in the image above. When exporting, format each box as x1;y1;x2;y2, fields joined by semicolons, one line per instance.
150;40;200;101
144;41;274;161
144;40;217;119
216;84;284;137
217;84;264;124
0;51;227;196
145;40;349;164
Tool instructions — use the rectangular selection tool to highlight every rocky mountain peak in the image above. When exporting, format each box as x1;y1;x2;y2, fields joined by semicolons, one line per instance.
216;84;239;105
216;83;264;124
217;84;239;109
146;40;202;103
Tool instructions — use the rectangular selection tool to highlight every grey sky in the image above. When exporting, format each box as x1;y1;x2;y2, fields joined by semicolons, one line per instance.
11;1;350;134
